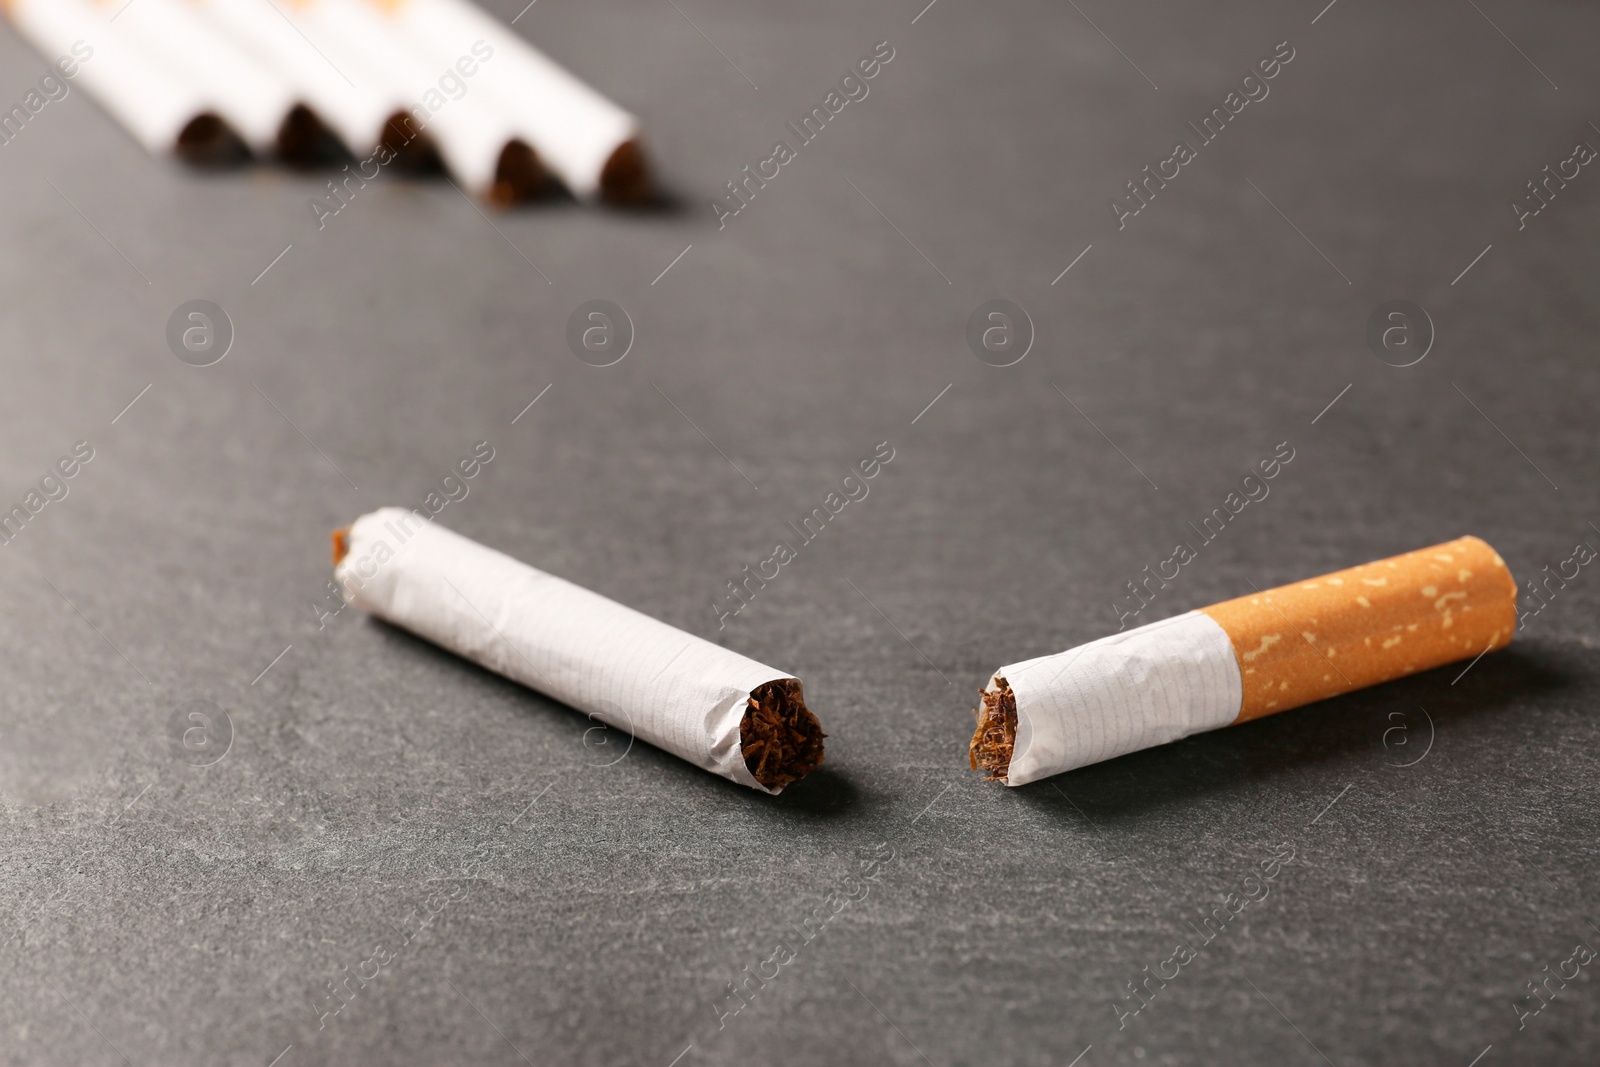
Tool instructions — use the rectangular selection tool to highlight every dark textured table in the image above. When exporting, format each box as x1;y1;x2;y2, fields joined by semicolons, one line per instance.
1;1;1597;1064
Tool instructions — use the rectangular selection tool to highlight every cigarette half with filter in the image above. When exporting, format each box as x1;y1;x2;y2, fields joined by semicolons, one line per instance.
3;0;249;165
971;537;1518;785
333;508;825;793
374;0;653;204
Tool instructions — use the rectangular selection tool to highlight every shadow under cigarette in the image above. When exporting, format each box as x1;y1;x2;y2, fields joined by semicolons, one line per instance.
604;185;692;217
767;765;861;816
1004;643;1575;822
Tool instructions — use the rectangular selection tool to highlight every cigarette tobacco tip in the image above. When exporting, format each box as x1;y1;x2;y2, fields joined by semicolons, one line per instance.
175;113;249;168
741;678;825;791
488;140;553;207
276;104;347;169
969;679;1016;781
599;139;654;207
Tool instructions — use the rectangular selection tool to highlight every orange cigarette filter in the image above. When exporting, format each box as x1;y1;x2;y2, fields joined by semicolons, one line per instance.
972;537;1518;785
1202;535;1517;723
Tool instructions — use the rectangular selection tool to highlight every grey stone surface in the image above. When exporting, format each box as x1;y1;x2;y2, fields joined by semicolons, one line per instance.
0;1;1597;1064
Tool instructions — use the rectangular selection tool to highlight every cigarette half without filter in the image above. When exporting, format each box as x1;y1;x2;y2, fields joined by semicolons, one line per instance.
333;508;825;793
971;537;1518;786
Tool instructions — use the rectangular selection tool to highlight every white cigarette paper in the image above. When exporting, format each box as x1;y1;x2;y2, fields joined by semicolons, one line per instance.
983;613;1241;787
375;0;650;202
334;509;825;793
286;0;546;202
5;0;237;160
189;0;399;160
111;0;307;158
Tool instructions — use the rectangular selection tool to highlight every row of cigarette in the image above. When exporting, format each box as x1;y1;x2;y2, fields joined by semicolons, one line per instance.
333;510;1519;794
3;0;651;205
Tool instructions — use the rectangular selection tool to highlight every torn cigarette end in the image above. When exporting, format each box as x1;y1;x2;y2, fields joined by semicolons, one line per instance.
599;139;654;206
969;678;1016;781
741;678;825;790
331;526;351;567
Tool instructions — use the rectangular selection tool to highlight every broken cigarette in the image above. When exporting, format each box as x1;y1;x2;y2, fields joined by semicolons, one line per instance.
971;536;1517;785
333;508;825;793
3;0;249;164
371;0;653;204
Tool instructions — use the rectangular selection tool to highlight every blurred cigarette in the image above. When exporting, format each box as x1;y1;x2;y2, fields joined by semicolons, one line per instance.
333;508;826;793
3;0;248;164
285;0;548;203
372;0;652;204
972;537;1518;785
187;0;415;165
107;0;328;162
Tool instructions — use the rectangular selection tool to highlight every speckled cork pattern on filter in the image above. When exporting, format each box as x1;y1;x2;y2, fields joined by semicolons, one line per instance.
1200;537;1519;724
